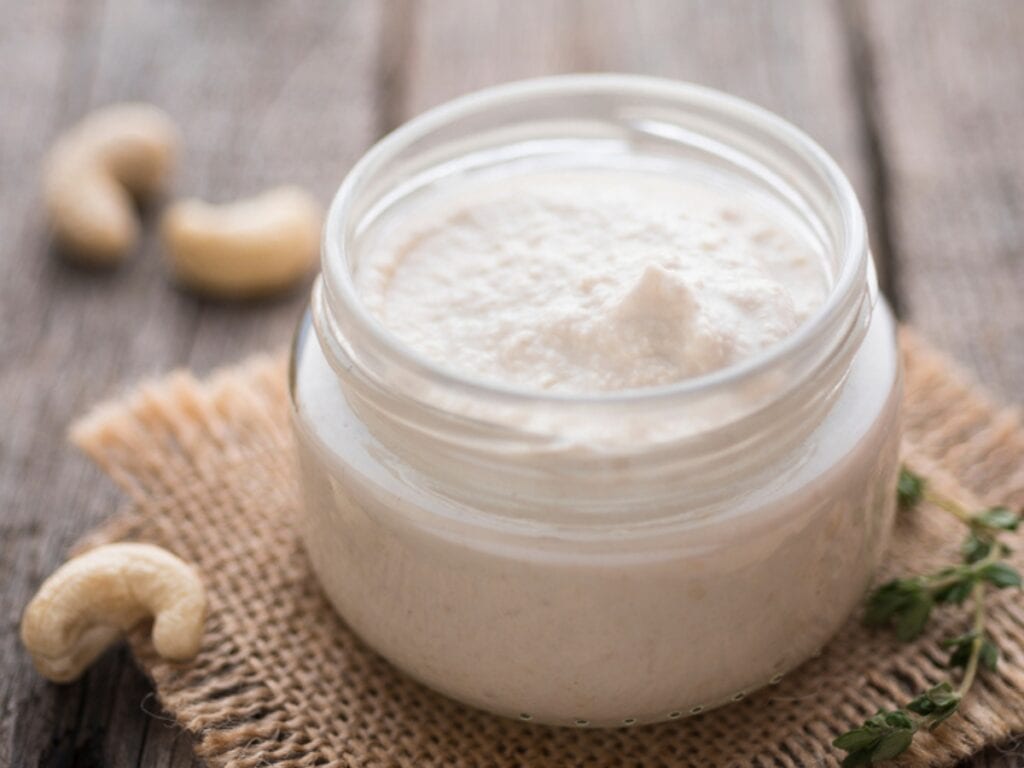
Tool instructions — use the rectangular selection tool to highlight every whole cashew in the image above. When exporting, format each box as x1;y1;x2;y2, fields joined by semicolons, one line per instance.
161;186;322;298
43;103;179;265
21;543;206;683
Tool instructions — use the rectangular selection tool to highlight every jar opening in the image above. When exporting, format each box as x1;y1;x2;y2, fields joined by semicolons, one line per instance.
319;76;868;415
301;74;881;523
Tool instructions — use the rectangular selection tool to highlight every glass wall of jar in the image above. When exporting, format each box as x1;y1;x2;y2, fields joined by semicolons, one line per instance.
290;76;901;727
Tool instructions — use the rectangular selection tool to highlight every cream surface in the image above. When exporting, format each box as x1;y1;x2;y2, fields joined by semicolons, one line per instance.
356;170;827;392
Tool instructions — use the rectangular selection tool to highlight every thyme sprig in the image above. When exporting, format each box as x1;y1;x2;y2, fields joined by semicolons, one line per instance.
833;467;1021;767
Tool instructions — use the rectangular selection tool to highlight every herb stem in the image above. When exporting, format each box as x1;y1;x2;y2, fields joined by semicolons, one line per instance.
920;572;964;592
834;466;1020;766
922;546;1002;591
957;581;987;698
923;486;974;526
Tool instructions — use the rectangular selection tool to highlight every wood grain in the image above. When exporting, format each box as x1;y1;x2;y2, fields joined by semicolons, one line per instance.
0;1;1021;766
0;1;383;765
856;5;1024;757
856;0;1024;403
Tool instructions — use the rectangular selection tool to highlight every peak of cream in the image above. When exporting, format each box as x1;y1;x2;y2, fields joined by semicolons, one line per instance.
356;170;827;393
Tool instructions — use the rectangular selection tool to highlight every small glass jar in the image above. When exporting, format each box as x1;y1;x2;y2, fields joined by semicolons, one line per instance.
290;75;901;728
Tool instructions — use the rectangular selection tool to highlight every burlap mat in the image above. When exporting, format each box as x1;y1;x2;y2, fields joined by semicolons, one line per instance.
68;329;1024;767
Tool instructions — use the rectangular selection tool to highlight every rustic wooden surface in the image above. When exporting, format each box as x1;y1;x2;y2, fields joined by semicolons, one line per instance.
1;1;1021;765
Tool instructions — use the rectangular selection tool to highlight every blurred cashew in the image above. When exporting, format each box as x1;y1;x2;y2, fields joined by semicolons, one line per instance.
43;103;179;265
21;543;206;683
161;185;322;299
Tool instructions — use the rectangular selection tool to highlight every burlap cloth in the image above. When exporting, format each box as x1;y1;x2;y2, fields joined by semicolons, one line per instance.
68;330;1024;768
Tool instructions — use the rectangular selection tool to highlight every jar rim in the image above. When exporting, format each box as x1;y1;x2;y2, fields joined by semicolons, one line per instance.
320;73;868;410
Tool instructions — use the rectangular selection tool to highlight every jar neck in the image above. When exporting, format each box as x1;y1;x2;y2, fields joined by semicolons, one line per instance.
312;275;873;524
312;75;871;524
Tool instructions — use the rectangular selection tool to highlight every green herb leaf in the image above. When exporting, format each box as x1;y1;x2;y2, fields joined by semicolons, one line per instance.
927;681;960;707
841;749;874;768
865;579;935;636
865;580;913;624
865;712;889;729
961;532;993;565
904;696;931;716
895;593;934;641
943;633;977;669
927;701;961;729
834;709;920;766
905;683;962;730
884;710;913;729
941;632;976;648
897;468;926;510
979;562;1022;589
833;728;882;752
907;682;960;716
934;576;975;605
942;632;1000;673
974;506;1021;532
871;729;915;761
980;639;1000;671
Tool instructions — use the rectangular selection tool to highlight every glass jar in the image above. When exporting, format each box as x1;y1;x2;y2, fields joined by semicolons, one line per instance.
289;75;901;728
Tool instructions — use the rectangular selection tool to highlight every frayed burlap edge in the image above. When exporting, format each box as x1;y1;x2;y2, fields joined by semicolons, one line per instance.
65;329;1024;768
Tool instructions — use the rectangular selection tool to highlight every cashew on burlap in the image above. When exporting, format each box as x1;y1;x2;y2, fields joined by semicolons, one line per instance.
21;543;207;683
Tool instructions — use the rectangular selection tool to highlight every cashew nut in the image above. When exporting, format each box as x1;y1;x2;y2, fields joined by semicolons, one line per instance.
43;103;179;265
21;543;206;683
161;186;322;298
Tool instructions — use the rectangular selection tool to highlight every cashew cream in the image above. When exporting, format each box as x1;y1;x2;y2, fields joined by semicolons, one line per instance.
356;170;827;392
291;75;901;728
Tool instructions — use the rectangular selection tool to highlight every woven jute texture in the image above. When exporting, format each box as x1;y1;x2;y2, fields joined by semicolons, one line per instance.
69;330;1024;768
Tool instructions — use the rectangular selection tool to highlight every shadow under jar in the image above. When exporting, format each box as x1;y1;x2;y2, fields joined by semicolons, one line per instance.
289;75;901;728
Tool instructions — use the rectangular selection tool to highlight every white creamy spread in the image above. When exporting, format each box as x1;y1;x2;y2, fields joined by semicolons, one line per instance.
356;170;827;392
297;159;900;726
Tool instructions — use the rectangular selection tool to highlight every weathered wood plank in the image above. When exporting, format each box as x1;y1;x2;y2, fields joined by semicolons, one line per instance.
0;1;194;765
0;1;383;766
174;0;383;370
3;1;1021;767
857;0;1024;404
854;4;1024;760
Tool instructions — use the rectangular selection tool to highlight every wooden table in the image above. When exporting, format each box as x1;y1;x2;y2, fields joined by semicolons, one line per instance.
2;2;1022;765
